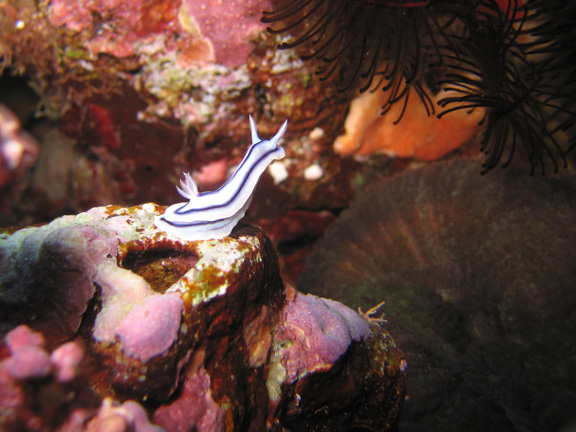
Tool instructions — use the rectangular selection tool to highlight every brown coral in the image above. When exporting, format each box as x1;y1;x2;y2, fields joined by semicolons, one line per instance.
300;158;576;431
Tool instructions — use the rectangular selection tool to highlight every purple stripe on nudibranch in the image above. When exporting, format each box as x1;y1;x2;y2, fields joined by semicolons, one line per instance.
172;147;285;215
155;116;288;241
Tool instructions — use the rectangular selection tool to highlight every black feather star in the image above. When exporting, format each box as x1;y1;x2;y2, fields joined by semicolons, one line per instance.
262;0;576;174
437;0;576;174
262;0;462;116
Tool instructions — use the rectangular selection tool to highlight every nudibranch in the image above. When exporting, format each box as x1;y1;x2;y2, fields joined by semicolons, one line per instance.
155;116;288;241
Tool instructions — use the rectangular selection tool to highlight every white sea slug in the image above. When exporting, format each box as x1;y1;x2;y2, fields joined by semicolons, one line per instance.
155;116;288;241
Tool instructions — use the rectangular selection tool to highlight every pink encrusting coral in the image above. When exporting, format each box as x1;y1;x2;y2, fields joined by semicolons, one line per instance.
48;0;268;65
48;0;179;59
0;324;165;431
114;293;184;363
153;362;225;432
0;325;169;432
86;398;164;432
182;0;269;67
0;325;95;430
274;292;370;382
3;326;84;384
50;341;85;383
4;325;52;381
4;324;45;351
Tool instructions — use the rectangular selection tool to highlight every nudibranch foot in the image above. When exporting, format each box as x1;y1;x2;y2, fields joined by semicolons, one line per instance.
155;116;287;241
156;196;252;242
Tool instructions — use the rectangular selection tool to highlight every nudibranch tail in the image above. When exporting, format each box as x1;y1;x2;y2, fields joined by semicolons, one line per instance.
155;116;288;241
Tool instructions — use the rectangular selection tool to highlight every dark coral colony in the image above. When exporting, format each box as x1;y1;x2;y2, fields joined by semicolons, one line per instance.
0;0;575;431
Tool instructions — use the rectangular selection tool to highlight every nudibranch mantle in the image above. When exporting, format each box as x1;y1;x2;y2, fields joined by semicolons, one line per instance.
155;116;288;241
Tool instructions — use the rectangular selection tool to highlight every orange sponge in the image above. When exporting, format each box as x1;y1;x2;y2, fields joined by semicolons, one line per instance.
334;88;485;161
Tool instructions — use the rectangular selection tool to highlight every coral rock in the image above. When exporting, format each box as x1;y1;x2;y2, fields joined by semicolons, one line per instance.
0;204;405;431
86;398;164;432
5;345;52;380
181;0;269;67
1;0;338;223
50;341;85;383
300;158;576;431
153;360;225;432
0;325;101;430
273;293;370;382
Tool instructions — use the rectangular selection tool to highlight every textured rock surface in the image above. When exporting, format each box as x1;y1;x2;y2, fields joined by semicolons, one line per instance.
300;158;576;431
0;204;405;431
0;0;357;225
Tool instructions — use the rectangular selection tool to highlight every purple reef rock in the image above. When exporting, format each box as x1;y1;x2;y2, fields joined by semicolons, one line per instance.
0;204;405;431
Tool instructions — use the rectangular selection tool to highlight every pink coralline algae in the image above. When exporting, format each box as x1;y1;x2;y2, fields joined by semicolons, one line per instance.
86;398;164;432
0;325;93;430
0;204;405;431
4;325;52;380
50;341;85;383
274;292;370;382
182;0;269;67
48;0;268;66
0;325;161;432
153;361;225;432
2;325;86;385
114;294;183;363
48;0;180;59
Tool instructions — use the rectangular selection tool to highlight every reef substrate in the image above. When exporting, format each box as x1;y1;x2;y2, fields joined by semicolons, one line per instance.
0;204;405;431
300;158;576;431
